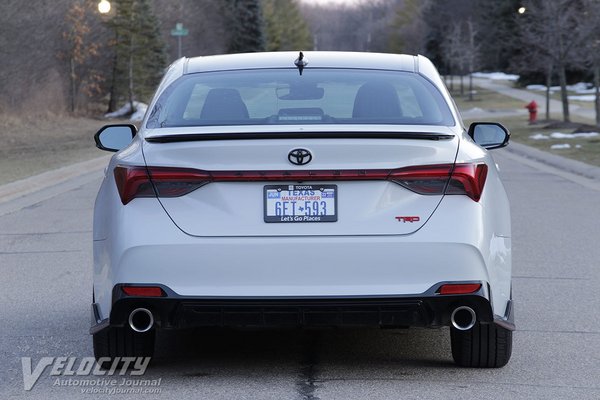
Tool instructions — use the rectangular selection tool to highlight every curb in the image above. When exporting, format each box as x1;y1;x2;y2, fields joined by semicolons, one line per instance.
0;155;111;216
506;141;600;181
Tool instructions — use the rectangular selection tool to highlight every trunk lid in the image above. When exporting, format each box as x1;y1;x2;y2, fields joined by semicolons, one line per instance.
141;126;459;237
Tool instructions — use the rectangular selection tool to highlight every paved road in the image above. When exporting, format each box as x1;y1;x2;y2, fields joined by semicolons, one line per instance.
1;150;599;399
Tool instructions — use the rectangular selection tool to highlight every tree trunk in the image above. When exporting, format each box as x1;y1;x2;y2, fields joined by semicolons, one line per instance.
557;63;570;122
545;65;552;121
128;50;134;114
450;73;454;92
69;57;76;113
107;50;118;113
468;73;473;101
128;8;135;115
128;32;135;115
595;64;600;127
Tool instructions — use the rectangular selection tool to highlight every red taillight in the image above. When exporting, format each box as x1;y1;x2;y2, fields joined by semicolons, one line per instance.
445;163;488;202
114;165;211;205
113;162;487;205
389;164;453;195
389;163;487;202
122;286;165;297
146;167;211;198
114;166;155;205
439;283;482;295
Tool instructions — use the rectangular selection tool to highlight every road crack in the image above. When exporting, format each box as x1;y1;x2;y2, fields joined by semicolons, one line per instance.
296;331;321;400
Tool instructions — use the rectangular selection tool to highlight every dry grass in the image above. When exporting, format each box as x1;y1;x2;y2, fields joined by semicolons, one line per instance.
0;113;121;185
478;116;600;167
451;87;526;111
457;88;600;167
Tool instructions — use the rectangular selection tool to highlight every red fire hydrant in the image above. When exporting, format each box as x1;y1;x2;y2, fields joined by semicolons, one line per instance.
525;100;538;124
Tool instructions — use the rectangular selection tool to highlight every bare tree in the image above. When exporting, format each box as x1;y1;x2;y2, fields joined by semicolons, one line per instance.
464;19;480;101
60;1;103;113
517;0;585;123
441;18;479;100
441;22;464;94
511;18;554;121
578;0;600;126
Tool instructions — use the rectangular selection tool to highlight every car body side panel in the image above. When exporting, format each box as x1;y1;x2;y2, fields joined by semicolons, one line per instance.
454;136;512;315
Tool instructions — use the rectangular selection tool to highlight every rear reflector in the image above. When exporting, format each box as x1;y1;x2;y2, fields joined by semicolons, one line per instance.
114;163;488;205
122;286;165;297
439;283;482;295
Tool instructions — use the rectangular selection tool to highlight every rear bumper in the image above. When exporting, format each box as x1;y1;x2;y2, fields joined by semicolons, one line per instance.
90;282;514;334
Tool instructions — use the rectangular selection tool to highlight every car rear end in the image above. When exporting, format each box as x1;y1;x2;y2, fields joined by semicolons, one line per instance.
91;52;513;367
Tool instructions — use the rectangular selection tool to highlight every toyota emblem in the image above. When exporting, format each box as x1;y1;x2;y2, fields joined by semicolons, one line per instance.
288;148;312;165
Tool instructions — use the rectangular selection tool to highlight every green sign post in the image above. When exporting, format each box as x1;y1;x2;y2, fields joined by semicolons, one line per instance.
170;23;189;59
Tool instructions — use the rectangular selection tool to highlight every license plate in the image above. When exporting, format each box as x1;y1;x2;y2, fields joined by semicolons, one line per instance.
264;184;337;223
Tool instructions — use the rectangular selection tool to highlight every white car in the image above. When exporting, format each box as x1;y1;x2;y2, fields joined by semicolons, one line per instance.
91;51;513;367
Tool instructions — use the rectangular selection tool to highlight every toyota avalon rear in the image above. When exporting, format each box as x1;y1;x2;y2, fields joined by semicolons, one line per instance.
91;51;513;368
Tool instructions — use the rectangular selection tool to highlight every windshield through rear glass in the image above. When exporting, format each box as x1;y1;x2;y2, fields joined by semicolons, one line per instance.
146;68;455;129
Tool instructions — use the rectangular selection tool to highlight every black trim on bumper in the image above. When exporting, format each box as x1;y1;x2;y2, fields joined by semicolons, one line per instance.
90;282;498;334
493;298;515;331
90;303;109;335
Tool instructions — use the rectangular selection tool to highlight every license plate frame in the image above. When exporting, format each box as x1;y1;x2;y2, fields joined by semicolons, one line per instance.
264;184;337;223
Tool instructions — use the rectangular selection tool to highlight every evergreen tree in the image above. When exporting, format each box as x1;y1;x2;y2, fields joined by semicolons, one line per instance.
107;0;167;112
226;0;266;53
474;0;522;71
263;0;312;51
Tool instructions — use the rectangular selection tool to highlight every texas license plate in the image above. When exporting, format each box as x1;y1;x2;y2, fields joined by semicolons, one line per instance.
264;184;337;223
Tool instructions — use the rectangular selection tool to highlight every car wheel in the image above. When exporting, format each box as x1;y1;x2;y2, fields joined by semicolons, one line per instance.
93;327;155;364
450;322;512;368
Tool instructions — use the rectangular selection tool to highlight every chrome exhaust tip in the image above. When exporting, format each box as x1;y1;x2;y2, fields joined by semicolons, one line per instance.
450;306;477;331
128;308;154;333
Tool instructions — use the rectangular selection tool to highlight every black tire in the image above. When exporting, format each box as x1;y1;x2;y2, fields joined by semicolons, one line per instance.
93;326;155;365
450;322;512;368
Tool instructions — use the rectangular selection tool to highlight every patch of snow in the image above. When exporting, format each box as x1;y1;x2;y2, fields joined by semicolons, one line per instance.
472;72;519;81
530;132;599;140
130;103;148;121
568;95;596;102
576;144;582;148
573;88;596;94
104;101;148;121
550;132;599;139
526;84;548;91
527;82;595;95
530;133;550;140
568;82;592;92
551;144;571;149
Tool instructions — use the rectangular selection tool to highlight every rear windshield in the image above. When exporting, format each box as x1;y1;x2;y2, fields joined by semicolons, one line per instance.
146;68;455;128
